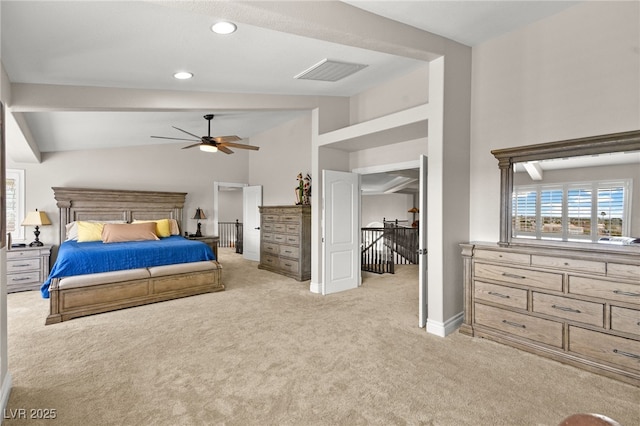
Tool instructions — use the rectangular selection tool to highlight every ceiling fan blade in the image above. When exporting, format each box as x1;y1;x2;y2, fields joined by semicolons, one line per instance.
182;143;203;150
217;145;234;154
172;126;202;140
212;135;241;143
151;136;199;142
220;142;260;151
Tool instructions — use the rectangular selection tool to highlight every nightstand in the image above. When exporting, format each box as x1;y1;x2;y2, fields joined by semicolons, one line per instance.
6;244;52;293
186;236;219;261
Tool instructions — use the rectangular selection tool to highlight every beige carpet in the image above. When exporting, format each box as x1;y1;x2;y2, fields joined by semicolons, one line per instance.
5;248;639;426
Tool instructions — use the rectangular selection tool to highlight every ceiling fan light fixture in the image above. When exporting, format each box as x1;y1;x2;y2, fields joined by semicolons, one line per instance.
211;21;237;35
173;71;193;80
200;144;218;153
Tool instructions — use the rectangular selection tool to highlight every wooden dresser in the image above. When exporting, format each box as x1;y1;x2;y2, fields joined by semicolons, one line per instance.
460;242;640;386
7;245;52;293
258;205;311;281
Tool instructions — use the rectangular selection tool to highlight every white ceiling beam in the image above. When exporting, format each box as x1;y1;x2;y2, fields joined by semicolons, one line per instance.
522;161;543;180
9;83;345;113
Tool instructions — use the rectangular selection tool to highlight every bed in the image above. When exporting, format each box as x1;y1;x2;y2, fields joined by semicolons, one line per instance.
43;187;223;325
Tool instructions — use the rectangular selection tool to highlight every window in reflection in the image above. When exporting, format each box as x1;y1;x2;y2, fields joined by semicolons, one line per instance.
512;180;629;242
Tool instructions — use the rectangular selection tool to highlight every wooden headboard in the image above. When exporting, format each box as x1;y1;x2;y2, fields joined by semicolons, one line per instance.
52;187;187;243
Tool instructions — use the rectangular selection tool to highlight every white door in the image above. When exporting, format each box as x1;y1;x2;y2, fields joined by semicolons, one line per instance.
418;155;428;328
322;170;360;295
242;185;262;262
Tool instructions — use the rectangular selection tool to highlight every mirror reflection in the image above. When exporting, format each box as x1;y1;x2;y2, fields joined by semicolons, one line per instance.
512;151;640;244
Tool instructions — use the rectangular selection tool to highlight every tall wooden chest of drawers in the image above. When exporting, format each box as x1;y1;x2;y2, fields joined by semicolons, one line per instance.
461;242;640;386
7;245;52;293
258;205;311;281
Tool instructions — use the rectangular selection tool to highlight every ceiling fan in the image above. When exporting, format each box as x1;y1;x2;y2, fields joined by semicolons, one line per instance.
151;114;259;154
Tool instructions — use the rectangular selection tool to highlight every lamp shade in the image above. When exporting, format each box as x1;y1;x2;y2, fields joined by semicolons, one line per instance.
193;208;206;220
21;209;52;226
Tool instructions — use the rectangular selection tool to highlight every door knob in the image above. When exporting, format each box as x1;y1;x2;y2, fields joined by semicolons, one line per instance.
255;226;260;230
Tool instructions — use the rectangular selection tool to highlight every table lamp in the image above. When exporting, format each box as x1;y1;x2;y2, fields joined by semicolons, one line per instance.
21;209;52;247
193;208;206;237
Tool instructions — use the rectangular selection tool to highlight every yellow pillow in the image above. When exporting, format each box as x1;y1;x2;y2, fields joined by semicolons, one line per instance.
77;221;105;242
133;219;171;238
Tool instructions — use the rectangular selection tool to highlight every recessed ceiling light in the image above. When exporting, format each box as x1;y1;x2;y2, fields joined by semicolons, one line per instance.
173;71;193;80
211;21;237;35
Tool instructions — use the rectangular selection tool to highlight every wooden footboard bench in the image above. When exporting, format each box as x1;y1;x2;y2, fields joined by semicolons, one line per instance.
46;260;222;324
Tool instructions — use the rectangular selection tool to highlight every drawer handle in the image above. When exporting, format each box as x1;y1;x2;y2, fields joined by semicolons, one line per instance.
12;277;32;282
284;263;292;267
284;250;292;254
613;290;640;297
488;291;510;299
502;272;526;280
551;305;581;314
502;319;526;329
613;349;640;360
12;264;32;267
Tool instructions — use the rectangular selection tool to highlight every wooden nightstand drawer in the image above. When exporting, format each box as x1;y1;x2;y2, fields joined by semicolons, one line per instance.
7;272;41;285
569;276;640;306
569;326;640;372
475;303;563;348
611;306;640;336
474;263;563;292
533;292;604;327
474;281;527;310
7;258;40;273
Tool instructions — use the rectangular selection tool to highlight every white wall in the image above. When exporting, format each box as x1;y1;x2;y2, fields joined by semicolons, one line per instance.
6;142;250;243
470;1;640;242
248;112;313;206
361;194;414;227
350;64;429;124
217;189;243;223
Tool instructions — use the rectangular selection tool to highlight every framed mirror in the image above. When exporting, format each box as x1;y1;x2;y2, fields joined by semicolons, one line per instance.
491;130;640;248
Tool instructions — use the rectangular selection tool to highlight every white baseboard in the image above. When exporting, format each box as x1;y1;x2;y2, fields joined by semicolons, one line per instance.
309;281;321;294
426;311;464;337
0;372;12;416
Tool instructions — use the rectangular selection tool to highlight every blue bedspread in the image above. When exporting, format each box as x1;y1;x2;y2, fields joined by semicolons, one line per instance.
41;235;215;298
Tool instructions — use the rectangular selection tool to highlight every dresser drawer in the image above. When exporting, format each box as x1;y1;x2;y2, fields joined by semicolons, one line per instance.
7;258;40;273
569;326;640;372
262;242;279;255
261;254;279;268
286;224;300;234
532;292;604;327
607;263;640;282
279;245;299;258
611;306;640;337
273;234;287;244
7;271;41;285
263;214;279;222
281;215;301;223
284;234;299;245
474;281;527;310
474;263;563;292
262;232;274;242
474;303;563;348
568;276;640;306
262;222;275;232
279;258;299;274
473;249;530;265
273;223;287;232
531;255;605;274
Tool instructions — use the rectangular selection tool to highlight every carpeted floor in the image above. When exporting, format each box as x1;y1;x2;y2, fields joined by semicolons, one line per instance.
4;248;639;425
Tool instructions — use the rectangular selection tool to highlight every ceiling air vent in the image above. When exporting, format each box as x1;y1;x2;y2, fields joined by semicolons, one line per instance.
294;59;368;82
